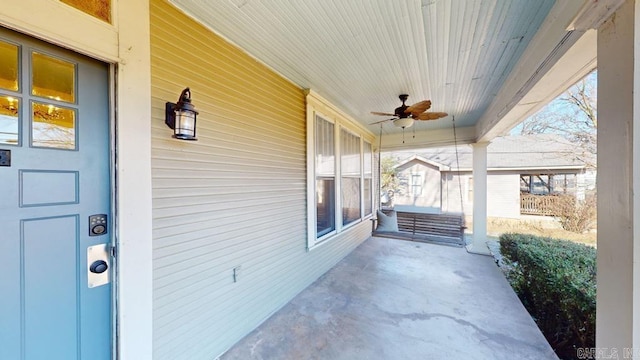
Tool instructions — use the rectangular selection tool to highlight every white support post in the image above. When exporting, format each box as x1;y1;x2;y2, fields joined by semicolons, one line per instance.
466;142;491;255
116;1;153;359
597;0;640;353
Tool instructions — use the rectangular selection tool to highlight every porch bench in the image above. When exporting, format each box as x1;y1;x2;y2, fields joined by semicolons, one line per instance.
372;210;466;247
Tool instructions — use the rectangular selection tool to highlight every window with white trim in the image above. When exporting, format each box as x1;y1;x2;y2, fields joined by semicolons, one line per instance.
315;116;335;238
307;101;374;248
363;141;373;216
411;174;423;196
341;128;361;226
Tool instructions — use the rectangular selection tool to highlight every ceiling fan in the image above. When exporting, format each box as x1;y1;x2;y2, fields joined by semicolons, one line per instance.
370;94;448;128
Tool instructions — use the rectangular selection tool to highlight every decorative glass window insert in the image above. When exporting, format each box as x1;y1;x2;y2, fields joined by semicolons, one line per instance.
363;141;373;216
0;96;19;145
32;102;76;150
341;129;361;226
61;0;111;23
0;40;19;91
32;52;76;103
316;115;335;237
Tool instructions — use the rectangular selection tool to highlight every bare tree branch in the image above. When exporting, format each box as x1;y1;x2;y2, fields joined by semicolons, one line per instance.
515;70;597;168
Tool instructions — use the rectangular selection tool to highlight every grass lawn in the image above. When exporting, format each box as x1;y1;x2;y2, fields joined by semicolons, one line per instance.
466;216;596;246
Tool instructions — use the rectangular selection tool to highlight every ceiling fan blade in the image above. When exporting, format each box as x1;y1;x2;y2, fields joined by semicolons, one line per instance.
370;117;397;125
405;100;431;115
416;112;448;120
371;111;396;116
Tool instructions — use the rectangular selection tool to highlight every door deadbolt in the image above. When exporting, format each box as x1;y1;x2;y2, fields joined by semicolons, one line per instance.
89;214;108;236
90;260;109;274
0;149;10;167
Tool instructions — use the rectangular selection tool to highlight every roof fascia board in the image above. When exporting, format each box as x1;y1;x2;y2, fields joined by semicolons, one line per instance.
475;0;594;142
443;165;586;172
393;155;446;170
380;125;475;151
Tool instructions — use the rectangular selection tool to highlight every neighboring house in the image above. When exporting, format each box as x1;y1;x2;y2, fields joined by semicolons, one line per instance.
389;135;595;218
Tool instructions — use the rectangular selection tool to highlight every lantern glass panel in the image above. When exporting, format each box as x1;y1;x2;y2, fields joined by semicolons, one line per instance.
175;109;195;137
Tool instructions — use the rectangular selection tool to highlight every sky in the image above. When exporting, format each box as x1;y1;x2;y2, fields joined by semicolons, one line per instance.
509;70;597;136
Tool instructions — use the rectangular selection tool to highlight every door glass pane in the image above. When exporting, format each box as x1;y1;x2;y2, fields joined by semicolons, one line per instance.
0;96;19;145
32;102;76;149
0;41;19;91
32;52;75;103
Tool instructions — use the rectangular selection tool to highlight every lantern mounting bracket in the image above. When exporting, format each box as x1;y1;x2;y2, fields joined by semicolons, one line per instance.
165;102;178;130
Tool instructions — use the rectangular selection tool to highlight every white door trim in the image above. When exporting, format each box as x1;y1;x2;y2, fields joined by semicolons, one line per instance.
0;2;153;359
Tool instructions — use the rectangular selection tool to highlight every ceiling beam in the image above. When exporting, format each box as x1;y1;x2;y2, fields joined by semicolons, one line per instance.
378;125;475;151
479;29;597;142
475;0;596;142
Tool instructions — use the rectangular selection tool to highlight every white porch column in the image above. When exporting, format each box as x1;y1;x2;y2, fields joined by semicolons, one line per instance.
467;142;491;255
116;1;153;359
597;0;640;353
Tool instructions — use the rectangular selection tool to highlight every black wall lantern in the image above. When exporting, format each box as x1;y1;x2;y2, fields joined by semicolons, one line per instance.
165;87;198;140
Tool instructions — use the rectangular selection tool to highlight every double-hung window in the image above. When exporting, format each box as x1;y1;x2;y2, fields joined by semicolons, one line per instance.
307;92;375;248
363;141;373;216
341;129;361;226
411;174;423;196
315;115;335;238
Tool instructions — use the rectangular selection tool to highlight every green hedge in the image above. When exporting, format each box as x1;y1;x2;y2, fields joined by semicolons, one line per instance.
499;233;596;360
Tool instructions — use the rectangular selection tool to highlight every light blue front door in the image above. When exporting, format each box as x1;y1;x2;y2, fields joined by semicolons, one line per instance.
0;28;112;359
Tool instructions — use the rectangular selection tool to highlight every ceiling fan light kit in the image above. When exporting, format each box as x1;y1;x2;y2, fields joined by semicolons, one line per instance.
393;117;414;128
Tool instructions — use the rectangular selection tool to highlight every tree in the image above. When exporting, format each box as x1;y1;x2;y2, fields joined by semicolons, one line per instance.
515;71;597;168
380;155;399;205
515;70;598;233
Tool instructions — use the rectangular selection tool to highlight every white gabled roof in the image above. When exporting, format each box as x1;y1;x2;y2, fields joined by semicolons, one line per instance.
393;154;447;171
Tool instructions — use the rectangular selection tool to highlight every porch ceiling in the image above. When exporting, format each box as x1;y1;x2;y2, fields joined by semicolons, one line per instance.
169;0;607;149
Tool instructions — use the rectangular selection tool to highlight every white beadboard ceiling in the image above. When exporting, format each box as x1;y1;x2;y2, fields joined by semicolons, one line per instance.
169;0;596;146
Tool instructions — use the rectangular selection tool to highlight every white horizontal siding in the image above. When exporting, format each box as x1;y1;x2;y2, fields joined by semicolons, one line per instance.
394;161;442;212
487;173;521;218
150;1;370;359
441;172;469;215
442;172;520;218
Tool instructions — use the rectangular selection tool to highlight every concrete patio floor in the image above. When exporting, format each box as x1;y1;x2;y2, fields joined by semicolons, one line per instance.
221;236;558;360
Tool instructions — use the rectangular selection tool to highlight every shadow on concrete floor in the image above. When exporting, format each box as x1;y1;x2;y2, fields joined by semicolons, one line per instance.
221;236;558;360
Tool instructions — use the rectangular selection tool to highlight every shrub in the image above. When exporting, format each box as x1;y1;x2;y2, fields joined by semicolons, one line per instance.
552;194;596;233
499;233;596;360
